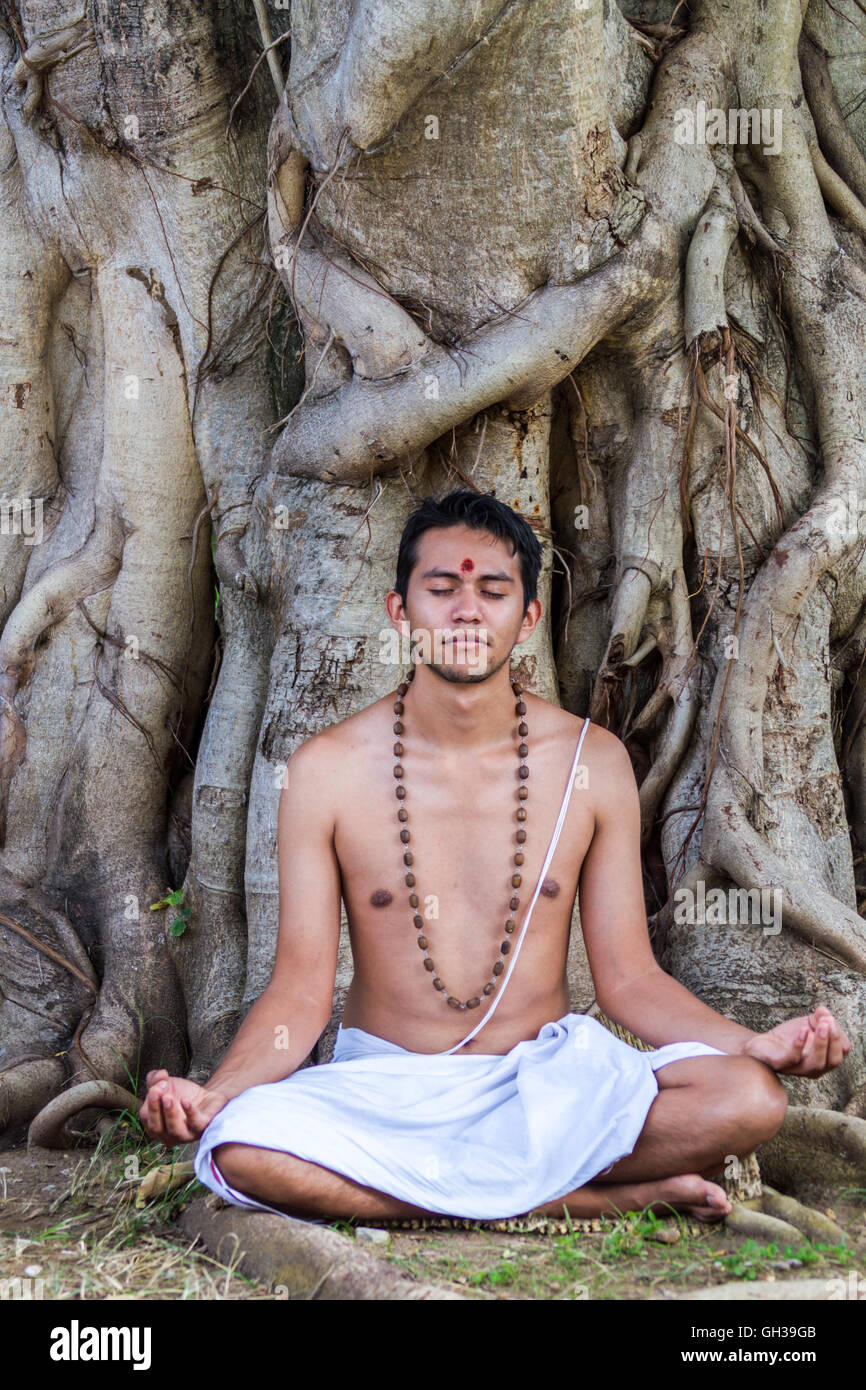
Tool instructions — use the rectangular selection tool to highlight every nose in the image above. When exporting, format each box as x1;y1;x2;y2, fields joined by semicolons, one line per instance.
449;581;484;623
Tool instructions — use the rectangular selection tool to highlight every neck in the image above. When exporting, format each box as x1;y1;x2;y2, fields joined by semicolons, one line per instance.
400;661;518;751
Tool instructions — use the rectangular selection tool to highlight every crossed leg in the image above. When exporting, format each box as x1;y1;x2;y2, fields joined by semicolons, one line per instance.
211;1054;788;1225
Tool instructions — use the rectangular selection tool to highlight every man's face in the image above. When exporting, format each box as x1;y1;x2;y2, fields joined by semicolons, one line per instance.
387;524;541;684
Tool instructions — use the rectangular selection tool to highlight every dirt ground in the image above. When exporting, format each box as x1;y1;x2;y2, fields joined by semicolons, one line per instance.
1;1138;865;1301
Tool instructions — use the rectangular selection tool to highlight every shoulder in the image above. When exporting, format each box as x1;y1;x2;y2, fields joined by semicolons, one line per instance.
286;693;392;781
526;694;630;768
526;696;636;818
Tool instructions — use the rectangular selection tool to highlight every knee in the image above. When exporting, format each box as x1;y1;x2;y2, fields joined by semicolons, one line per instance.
212;1142;259;1189
721;1057;789;1145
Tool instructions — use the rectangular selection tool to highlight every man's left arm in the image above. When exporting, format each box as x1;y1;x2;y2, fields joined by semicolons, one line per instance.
577;732;851;1077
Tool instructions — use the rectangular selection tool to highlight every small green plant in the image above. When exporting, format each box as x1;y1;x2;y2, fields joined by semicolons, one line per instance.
598;1208;668;1259
150;888;190;938
469;1260;519;1288
552;1234;589;1276
713;1238;850;1280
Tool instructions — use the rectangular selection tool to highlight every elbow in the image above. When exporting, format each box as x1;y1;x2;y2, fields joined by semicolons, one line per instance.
596;966;665;1020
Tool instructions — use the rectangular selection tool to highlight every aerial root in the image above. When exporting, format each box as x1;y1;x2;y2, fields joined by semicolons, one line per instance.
0;1058;68;1135
0;507;125;845
10;14;96;122
27;1079;140;1150
213;531;259;600
744;1106;866;1222
726;1187;847;1246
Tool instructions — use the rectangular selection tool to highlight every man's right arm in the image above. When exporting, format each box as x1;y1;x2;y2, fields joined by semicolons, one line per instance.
140;736;342;1142
202;737;342;1102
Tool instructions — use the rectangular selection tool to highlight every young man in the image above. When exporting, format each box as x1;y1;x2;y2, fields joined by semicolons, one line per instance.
141;491;850;1224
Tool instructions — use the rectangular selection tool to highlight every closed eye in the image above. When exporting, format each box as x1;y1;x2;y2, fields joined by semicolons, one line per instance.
428;588;507;598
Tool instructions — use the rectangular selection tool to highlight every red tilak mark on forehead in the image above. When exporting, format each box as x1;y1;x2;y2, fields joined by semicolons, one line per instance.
460;559;474;573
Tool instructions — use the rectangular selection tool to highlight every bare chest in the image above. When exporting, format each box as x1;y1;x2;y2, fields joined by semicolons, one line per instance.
334;743;594;1001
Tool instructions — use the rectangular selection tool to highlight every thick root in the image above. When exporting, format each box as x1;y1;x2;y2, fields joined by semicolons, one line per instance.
753;1106;866;1202
723;1204;804;1245
755;1185;848;1247
0;1058;68;1137
27;1079;139;1150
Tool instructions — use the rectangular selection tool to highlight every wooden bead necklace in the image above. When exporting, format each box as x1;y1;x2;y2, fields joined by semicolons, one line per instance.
392;664;529;1011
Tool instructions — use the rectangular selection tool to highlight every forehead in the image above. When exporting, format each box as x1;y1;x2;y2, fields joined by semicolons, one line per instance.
413;524;518;572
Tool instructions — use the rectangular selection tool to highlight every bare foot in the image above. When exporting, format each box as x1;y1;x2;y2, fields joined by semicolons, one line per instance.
533;1171;735;1223
640;1173;733;1223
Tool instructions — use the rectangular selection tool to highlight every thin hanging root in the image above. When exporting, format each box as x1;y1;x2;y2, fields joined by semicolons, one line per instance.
692;355;786;533
249;0;285;100
0;911;98;997
631;574;703;840
27;1080;140;1150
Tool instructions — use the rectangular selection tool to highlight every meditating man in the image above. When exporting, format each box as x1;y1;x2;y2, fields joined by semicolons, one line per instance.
140;490;850;1225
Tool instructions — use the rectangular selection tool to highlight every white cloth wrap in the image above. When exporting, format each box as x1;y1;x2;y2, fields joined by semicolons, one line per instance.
193;1012;726;1221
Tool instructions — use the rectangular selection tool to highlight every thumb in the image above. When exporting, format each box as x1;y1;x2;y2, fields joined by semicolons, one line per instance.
182;1096;216;1133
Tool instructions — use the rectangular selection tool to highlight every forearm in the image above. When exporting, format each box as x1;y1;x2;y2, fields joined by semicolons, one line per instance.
599;968;758;1056
202;985;327;1103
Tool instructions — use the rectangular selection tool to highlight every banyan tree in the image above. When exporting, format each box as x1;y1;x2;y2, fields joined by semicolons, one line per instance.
1;0;865;1217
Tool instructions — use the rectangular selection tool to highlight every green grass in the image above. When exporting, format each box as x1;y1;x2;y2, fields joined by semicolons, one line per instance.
382;1202;864;1301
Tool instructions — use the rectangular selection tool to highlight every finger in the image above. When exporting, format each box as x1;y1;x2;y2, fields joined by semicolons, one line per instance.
828;1017;852;1053
154;1095;187;1147
825;1015;853;1053
802;1022;829;1074
145;1068;169;1088
141;1084;165;1132
140;1090;170;1144
181;1097;209;1137
148;1081;178;1143
159;1083;195;1143
146;1077;171;1103
826;1019;846;1070
808;1004;832;1032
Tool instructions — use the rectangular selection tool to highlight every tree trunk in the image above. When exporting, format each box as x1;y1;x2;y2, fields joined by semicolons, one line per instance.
1;0;865;1198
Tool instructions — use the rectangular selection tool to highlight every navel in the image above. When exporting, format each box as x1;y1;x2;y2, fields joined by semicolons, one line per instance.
370;888;393;908
540;878;560;898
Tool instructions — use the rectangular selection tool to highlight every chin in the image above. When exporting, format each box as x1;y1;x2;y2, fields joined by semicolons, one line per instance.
425;651;508;684
429;664;491;684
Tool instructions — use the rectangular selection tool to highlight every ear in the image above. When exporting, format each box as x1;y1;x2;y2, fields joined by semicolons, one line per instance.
514;597;542;644
384;590;409;631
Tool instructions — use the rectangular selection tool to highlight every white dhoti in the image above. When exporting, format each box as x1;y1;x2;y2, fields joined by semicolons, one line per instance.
193;1013;727;1221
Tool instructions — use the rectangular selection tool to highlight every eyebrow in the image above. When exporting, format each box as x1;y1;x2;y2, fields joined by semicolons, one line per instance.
420;568;515;583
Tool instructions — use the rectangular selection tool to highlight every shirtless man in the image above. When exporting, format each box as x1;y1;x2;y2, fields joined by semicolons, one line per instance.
140;490;850;1224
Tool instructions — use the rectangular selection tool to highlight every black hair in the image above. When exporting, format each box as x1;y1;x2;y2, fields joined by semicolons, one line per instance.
395;490;543;614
